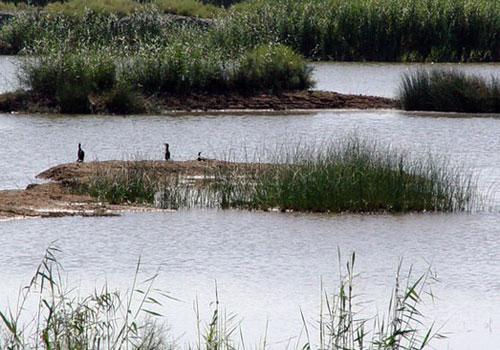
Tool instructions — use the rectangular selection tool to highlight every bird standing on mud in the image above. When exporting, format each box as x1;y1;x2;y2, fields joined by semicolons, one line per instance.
77;143;85;163
197;152;207;161
165;143;170;161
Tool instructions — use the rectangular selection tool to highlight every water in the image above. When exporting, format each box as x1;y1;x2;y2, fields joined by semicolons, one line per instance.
1;60;500;349
312;61;500;97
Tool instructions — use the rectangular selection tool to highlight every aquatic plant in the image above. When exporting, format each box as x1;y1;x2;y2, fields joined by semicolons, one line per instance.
19;39;314;113
0;248;440;349
0;246;171;349
244;138;476;213
213;0;500;61
398;69;500;113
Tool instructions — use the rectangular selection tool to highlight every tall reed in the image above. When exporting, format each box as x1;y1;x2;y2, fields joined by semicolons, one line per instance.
0;248;441;349
398;69;500;113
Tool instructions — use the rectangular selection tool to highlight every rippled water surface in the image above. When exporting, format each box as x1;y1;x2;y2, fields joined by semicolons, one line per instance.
1;60;500;349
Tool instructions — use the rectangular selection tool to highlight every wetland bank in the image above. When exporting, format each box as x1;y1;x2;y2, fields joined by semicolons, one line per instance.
1;0;500;348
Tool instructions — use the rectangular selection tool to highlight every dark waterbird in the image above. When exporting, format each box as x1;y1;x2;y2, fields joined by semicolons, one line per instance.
197;152;207;161
77;143;85;163
165;143;170;161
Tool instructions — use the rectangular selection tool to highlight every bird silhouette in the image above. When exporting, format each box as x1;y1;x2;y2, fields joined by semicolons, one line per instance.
165;143;171;161
77;143;85;163
197;151;207;161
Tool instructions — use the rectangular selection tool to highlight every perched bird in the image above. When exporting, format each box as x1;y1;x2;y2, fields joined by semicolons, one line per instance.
197;151;207;162
77;143;85;163
165;143;171;161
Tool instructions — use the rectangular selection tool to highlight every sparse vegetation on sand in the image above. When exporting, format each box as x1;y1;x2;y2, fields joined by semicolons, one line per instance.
0;247;440;349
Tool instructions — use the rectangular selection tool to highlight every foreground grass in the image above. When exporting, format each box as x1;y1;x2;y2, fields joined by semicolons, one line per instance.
398;69;500;113
72;138;478;213
0;247;440;349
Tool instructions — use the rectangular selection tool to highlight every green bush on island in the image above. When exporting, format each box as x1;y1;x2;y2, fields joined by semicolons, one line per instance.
72;138;478;213
20;40;314;113
0;247;440;349
398;69;500;113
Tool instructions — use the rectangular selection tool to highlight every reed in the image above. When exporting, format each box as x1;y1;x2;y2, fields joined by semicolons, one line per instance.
4;0;500;61
0;247;171;349
213;0;500;61
19;40;313;112
398;69;500;113
0;248;440;349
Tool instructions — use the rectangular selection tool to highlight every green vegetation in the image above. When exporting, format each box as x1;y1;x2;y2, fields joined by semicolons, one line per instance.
72;138;478;213
2;0;500;61
0;248;440;349
398;69;500;113
20;41;313;113
215;0;500;61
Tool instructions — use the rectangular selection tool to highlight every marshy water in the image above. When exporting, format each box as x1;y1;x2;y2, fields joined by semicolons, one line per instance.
1;58;500;349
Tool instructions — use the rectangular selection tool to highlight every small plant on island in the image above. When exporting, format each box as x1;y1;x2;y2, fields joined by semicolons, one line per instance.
398;69;500;113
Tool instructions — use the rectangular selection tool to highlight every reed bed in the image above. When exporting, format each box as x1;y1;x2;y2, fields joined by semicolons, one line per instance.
72;138;478;213
19;40;313;113
398;69;500;113
0;247;440;349
3;0;500;61
214;0;500;61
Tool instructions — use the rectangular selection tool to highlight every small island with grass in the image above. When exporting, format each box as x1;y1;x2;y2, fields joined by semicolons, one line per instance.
0;138;478;219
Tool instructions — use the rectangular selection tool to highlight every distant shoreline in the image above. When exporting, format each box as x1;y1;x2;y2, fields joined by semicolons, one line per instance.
0;90;396;115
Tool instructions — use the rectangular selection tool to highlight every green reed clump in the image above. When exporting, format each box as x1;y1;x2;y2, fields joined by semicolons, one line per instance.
20;47;118;113
303;252;440;350
0;247;171;349
398;69;500;113
213;0;500;61
234;43;315;92
74;163;160;204
246;138;476;213
0;8;194;54
20;39;313;112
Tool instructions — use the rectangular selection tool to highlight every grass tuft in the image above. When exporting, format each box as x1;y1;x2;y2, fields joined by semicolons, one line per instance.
398;69;500;113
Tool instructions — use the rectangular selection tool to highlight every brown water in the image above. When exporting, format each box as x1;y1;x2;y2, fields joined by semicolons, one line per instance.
1;62;500;349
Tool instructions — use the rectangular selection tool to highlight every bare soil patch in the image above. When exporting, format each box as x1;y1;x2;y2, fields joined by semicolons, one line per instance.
0;159;263;220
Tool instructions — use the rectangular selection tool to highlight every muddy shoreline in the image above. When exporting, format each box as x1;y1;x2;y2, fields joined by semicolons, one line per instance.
0;90;396;114
0;159;260;220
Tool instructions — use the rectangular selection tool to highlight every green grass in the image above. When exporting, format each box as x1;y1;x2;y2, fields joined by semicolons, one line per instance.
398;69;500;113
71;138;478;213
0;247;440;349
213;0;500;61
19;41;314;113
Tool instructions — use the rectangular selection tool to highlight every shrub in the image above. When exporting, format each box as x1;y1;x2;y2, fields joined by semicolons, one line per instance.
234;43;315;92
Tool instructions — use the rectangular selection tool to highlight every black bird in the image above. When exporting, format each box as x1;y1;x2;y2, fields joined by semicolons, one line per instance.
197;151;207;161
77;143;85;163
165;143;170;161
